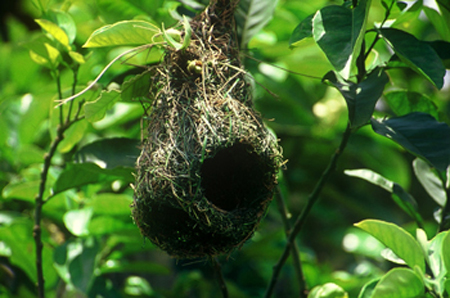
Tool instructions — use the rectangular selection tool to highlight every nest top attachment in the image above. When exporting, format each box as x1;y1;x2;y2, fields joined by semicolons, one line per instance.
133;0;283;258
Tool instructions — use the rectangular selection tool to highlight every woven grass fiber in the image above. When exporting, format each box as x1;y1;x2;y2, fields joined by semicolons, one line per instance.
133;0;283;258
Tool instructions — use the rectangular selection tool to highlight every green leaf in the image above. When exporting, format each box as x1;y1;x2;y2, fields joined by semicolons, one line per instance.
99;260;170;275
413;158;446;207
47;9;77;44
84;89;121;122
371;268;424;298
313;0;371;78
63;208;94;237
355;219;425;271
422;2;450;42
443;231;450;277
427;231;448;280
162;16;192;51
35;19;70;50
323;68;389;128
235;0;278;48
308;283;348;298
344;169;423;225
74;137;140;169
28;42;61;69
379;28;445;89
88;193;133;216
289;14;314;48
53;163;134;195
121;70;152;101
384;91;439;119
358;279;378;298
83;20;159;48
69;237;99;292
371;112;450;172
58;120;89;153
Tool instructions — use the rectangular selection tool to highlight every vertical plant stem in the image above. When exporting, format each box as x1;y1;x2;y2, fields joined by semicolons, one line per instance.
212;257;229;298
264;123;353;298
34;124;64;298
274;185;307;298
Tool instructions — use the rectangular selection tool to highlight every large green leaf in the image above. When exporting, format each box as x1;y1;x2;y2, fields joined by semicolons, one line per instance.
427;231;448;281
413;158;446;207
345;169;423;225
371;112;450;172
323;68;388;128
47;9;77;44
83;20;159;48
379;28;445;89
422;1;450;42
63;208;93;237
371;268;424;298
313;0;371;78
74;137;140;169
384;91;439;119
53;163;134;195
235;0;278;48
355;219;425;271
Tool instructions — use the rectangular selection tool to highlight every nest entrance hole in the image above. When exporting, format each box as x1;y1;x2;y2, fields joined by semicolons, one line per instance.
200;143;269;212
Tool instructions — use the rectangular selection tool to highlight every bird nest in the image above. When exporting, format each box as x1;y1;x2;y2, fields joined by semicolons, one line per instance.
133;0;283;258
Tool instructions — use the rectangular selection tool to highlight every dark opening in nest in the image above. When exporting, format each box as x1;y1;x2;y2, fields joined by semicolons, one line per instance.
201;143;270;211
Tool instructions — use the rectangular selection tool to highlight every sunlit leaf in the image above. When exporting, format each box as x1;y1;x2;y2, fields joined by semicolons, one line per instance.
74;137;140;169
384;91;439;119
422;2;450;42
413;158;446;207
235;0;278;48
162;16;192;51
371;112;450;172
379;28;445;89
308;282;348;298
443;231;450;278
35;19;70;50
358;279;378;298
83;20;160;48
47;9;77;44
427;231;448;279
355;219;425;271
69;51;85;64
63;208;93;237
371;268;424;298
84;89;121;122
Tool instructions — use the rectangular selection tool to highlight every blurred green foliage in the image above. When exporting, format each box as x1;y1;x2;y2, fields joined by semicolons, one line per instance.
0;0;449;297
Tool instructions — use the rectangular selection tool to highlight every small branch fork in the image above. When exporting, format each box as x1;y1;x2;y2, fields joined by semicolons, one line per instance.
264;123;353;298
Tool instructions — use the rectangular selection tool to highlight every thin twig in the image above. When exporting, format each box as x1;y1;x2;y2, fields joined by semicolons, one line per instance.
274;184;307;298
211;257;229;298
264;123;353;298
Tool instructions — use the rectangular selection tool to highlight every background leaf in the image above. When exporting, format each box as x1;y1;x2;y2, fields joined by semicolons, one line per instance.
84;89;121;122
371;112;450;172
235;0;278;48
384;91;439;119
355;219;425;271
289;14;314;48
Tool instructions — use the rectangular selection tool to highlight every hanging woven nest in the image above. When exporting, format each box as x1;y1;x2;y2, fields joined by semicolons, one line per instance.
133;0;283;258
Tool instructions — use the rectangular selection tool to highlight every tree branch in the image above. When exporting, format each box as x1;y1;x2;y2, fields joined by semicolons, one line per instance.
212;257;228;298
274;185;307;298
264;123;353;298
